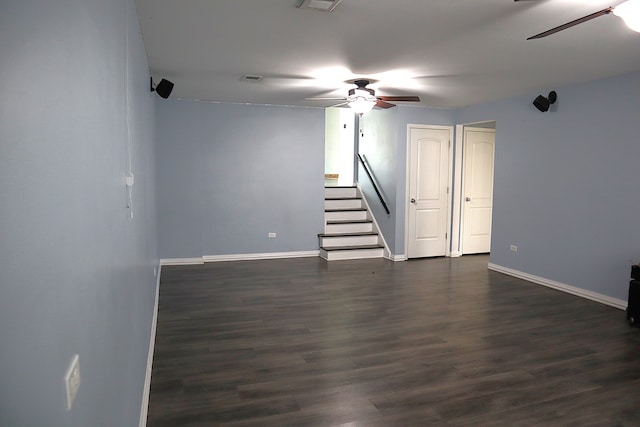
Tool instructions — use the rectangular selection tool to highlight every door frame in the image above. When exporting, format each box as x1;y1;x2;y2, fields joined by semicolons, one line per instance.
450;120;496;257
404;124;454;259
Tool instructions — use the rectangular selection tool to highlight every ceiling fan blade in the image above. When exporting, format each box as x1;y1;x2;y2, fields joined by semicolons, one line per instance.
375;100;395;109
527;7;613;40
329;101;349;108
378;96;420;102
305;97;347;101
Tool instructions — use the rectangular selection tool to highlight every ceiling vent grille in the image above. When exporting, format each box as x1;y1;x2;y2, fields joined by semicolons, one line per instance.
296;0;342;12
241;75;264;82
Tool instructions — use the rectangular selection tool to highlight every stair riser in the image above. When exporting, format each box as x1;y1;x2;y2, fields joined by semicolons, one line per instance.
319;235;380;247
325;223;373;234
324;199;363;210
325;210;368;221
325;187;357;199
320;248;384;261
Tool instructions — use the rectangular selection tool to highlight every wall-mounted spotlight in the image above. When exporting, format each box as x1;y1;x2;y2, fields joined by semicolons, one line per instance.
150;77;174;99
533;91;557;112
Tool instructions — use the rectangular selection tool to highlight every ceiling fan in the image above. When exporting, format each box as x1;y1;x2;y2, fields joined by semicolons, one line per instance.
305;79;420;114
516;0;640;39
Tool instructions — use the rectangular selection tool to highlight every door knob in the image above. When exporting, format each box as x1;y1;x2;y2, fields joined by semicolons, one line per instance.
410;198;416;204
465;197;472;202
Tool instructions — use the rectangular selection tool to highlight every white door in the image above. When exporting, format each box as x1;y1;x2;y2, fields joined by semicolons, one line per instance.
461;128;495;254
407;126;451;258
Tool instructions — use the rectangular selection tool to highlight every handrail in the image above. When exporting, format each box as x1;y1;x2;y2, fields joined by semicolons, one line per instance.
357;153;390;215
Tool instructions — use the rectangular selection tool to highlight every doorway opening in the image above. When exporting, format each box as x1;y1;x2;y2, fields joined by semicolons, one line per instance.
324;107;356;187
451;121;496;256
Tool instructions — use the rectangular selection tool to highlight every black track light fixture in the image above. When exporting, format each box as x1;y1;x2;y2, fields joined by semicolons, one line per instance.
150;77;174;99
533;91;557;112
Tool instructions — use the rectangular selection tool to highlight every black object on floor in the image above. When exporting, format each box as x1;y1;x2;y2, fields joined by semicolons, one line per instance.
627;279;640;326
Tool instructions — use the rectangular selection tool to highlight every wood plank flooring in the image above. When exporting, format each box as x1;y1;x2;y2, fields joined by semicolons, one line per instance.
147;255;640;426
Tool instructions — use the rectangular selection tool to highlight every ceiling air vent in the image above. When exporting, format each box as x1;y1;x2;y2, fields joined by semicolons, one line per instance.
296;0;342;12
241;75;263;82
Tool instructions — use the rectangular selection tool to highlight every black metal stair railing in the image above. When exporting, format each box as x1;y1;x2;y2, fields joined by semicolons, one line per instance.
357;153;390;215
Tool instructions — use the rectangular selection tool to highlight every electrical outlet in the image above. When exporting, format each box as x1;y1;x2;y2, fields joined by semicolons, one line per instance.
268;232;276;238
510;245;518;252
64;354;81;410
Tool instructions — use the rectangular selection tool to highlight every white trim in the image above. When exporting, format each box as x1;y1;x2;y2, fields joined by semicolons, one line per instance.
404;124;454;259
449;251;462;258
386;253;407;262
488;263;626;310
160;257;205;265
203;251;319;262
451;124;464;256
138;262;161;427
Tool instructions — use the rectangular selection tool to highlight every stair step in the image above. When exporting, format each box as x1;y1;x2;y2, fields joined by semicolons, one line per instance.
324;198;363;210
325;209;368;221
321;244;384;251
325;196;361;200
318;232;380;248
325;220;373;234
326;219;372;224
318;232;378;237
322;186;382;260
319;245;384;261
325;186;357;199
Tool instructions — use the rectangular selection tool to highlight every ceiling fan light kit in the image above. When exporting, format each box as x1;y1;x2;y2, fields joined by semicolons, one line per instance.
349;99;377;114
305;79;421;114
347;85;378;114
613;0;640;32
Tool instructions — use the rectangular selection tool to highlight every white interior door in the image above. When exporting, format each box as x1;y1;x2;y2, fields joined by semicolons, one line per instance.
407;126;451;258
461;127;495;254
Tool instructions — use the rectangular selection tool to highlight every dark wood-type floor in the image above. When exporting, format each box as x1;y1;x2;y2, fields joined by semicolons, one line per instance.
147;255;640;426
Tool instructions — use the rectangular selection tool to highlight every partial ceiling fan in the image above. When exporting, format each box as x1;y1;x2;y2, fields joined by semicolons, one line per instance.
516;0;640;39
305;79;420;114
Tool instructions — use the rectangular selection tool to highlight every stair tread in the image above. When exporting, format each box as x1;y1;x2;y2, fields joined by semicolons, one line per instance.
325;208;367;212
325;197;362;201
326;219;373;224
325;186;356;189
318;232;378;238
321;244;384;251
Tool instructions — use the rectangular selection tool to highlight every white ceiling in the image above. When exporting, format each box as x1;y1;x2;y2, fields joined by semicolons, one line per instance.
136;0;640;109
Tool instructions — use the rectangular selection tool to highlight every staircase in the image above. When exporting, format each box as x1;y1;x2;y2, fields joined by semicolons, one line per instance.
319;186;385;261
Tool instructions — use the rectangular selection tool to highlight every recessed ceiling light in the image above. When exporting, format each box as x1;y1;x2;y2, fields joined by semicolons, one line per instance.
296;0;342;13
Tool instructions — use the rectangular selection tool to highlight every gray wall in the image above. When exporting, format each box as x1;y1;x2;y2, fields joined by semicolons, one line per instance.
156;100;326;259
457;71;640;301
359;106;456;255
358;108;398;252
0;0;158;426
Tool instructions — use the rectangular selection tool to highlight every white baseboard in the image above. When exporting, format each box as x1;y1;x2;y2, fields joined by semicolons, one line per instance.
386;253;407;262
488;263;626;310
139;262;161;427
160;257;205;266
449;251;462;258
203;250;320;263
